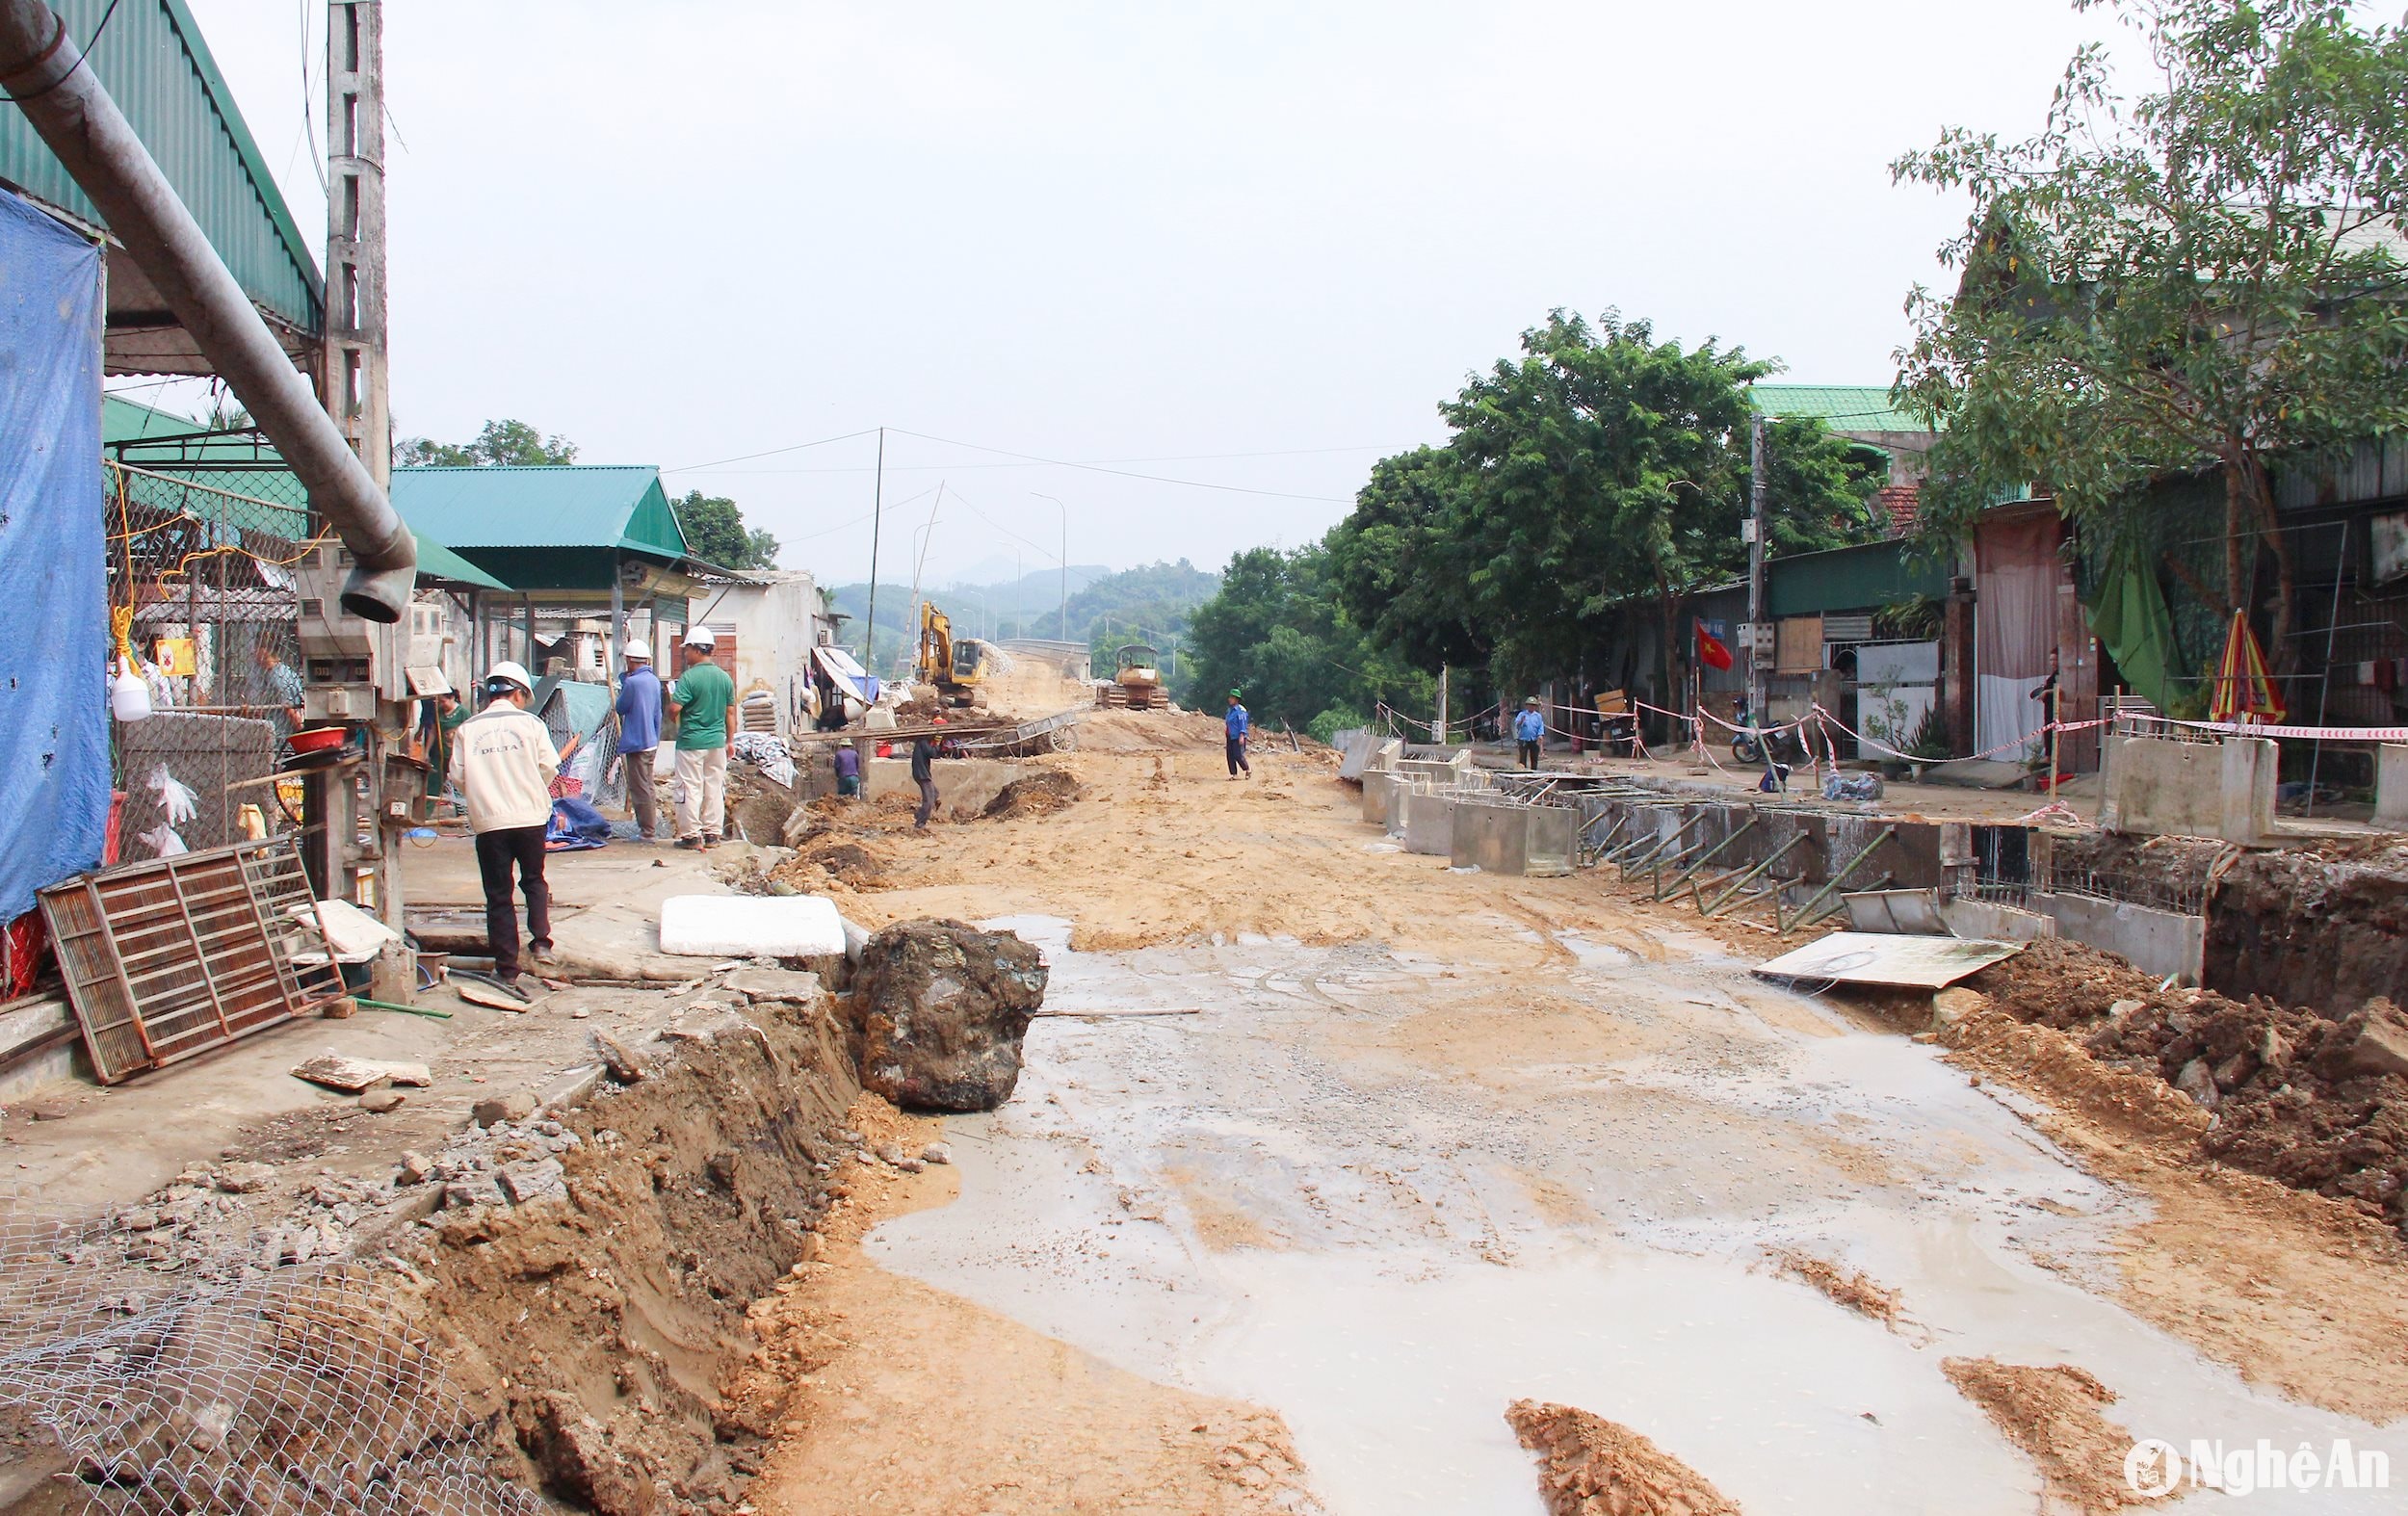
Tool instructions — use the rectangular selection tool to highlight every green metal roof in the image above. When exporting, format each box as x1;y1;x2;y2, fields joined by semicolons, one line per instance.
0;1;323;339
104;394;510;590
412;533;510;592
1749;385;1934;434
1767;537;1950;617
390;466;690;559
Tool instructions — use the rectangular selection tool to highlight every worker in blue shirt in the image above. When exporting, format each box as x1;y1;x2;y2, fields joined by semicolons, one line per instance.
1223;690;1251;780
613;640;664;841
1514;696;1546;770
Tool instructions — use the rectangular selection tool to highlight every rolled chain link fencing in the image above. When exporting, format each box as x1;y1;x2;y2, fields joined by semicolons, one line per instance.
0;1199;542;1514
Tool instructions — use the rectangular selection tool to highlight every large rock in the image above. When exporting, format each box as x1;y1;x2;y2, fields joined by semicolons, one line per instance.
847;919;1048;1111
2333;999;2408;1082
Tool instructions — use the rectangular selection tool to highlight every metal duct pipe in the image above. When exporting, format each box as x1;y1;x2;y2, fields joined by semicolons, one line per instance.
0;0;413;621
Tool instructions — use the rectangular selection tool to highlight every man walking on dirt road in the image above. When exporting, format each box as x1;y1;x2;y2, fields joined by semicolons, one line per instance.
668;629;736;849
1514;697;1545;770
911;732;939;827
1224;691;1251;780
453;660;559;999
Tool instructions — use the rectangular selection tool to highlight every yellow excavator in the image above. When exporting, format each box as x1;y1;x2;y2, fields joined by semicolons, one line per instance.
915;602;995;708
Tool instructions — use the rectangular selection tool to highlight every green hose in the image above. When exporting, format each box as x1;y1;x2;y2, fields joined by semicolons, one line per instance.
352;997;453;1020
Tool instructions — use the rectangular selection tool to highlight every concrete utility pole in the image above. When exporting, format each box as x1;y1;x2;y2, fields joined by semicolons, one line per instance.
1435;665;1450;742
1746;412;1769;731
323;1;389;485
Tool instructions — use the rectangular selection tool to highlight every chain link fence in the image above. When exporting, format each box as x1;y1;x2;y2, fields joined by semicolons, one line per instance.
0;1198;541;1514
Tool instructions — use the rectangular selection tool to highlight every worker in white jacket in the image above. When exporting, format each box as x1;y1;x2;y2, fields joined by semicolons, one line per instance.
451;661;560;998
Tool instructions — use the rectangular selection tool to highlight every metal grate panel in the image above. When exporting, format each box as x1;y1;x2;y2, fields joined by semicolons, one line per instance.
39;838;342;1085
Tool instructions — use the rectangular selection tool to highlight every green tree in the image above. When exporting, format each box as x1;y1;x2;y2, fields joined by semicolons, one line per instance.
670;489;780;570
1183;542;1432;738
1325;447;1490;674
1332;311;1874;703
1894;0;2408;666
394;418;581;469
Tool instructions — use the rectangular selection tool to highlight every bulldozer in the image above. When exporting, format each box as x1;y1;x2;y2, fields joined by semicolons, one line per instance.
915;603;995;708
1097;642;1164;710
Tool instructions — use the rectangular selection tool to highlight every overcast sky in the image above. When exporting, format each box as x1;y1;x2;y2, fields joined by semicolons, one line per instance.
151;0;2120;587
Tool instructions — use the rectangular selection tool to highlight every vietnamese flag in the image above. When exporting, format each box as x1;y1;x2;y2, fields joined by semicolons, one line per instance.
1696;622;1734;671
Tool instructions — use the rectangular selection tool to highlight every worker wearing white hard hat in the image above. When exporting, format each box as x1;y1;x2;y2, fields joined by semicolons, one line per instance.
667;628;735;848
615;639;666;841
452;660;561;999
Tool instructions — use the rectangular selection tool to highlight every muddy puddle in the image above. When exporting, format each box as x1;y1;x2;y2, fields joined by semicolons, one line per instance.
868;917;2407;1513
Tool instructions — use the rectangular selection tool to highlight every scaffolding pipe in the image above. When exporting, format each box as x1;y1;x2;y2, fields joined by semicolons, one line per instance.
1657;816;1757;901
0;0;414;621
1618;811;1705;875
1773;825;1898;933
1696;831;1808;916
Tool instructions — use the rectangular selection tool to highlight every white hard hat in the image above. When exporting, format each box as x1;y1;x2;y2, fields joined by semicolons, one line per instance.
683;627;716;650
486;660;535;693
623;640;651;663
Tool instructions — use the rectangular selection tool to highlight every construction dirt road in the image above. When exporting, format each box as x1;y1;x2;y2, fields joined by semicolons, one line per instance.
746;712;2408;1514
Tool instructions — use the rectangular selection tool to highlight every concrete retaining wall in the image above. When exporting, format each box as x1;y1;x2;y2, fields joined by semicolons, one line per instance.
2032;891;2204;984
2100;735;2274;844
2379;745;2407;829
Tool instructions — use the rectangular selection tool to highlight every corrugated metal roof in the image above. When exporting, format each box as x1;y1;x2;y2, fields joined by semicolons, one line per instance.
1749;385;1934;434
0;1;323;338
1767;536;1950;616
391;466;690;560
412;532;510;591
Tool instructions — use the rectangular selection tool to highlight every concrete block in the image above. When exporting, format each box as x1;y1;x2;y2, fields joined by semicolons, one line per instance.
1400;789;1458;854
2101;735;2273;844
660;894;847;958
1449;799;1577;877
2378;745;2408;828
1361;769;1402;827
2033;890;2203;984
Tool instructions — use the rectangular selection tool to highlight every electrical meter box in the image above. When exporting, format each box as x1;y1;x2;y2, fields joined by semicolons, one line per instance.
294;541;408;719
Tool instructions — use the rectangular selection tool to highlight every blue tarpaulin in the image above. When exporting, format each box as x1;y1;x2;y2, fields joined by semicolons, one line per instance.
0;188;105;922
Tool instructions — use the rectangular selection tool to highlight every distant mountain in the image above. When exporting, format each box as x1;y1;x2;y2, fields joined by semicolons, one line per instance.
828;560;1219;677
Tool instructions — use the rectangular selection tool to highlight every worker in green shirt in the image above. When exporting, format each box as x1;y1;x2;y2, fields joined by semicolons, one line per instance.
667;628;736;849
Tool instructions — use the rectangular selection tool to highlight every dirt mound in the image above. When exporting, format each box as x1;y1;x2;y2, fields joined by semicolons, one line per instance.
1961;939;2167;1031
1939;1007;2212;1148
1767;1250;1903;1329
2087;997;2408;1232
849;920;1050;1111
1076;710;1226;753
1959;940;2408;1239
725;764;798;846
412;988;862;1514
1505;1400;1741;1516
1940;1359;2158;1512
983;768;1082;820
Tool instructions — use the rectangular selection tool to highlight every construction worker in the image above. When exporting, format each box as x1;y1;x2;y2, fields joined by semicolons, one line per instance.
832;741;863;801
453;661;559;999
667;629;736;849
1224;690;1251;779
614;640;664;841
1514;696;1545;770
910;731;939;828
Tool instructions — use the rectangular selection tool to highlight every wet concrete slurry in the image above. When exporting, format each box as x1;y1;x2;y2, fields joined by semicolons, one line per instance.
869;918;2406;1513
